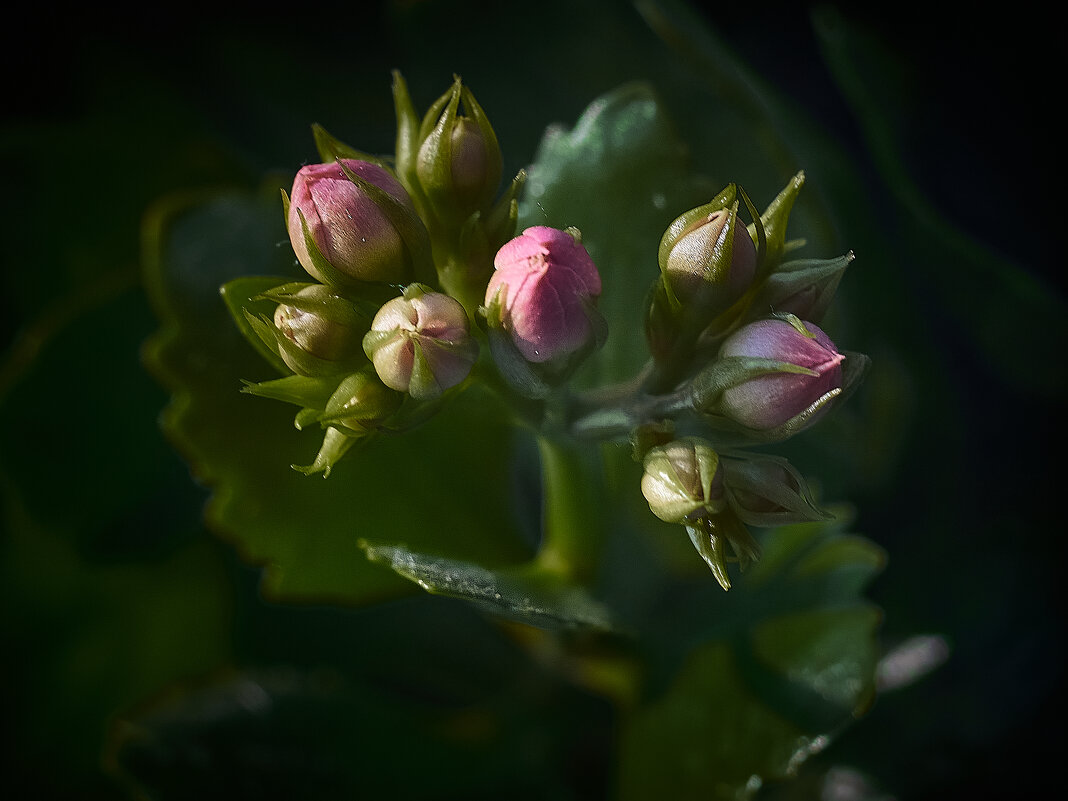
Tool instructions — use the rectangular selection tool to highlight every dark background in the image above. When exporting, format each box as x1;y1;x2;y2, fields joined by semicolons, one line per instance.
2;2;1062;799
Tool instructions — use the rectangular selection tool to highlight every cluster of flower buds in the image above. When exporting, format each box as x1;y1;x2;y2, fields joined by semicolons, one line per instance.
622;173;866;588
228;75;867;589
234;75;607;476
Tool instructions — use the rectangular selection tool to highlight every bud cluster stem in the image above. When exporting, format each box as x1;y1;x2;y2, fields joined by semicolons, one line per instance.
567;371;693;440
533;435;606;584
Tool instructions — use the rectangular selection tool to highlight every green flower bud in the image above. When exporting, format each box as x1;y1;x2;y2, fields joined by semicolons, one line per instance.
747;253;853;324
320;368;403;436
362;285;478;400
641;438;727;524
721;454;832;526
270;285;370;376
416;77;503;224
659;187;757;325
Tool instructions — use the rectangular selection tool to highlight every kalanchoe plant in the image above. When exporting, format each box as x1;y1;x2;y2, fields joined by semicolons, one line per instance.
223;74;869;595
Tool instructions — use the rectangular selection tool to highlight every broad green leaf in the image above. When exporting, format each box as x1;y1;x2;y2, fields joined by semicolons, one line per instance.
618;520;884;800
142;182;531;604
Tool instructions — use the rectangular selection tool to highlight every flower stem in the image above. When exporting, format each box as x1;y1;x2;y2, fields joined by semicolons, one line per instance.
534;434;605;584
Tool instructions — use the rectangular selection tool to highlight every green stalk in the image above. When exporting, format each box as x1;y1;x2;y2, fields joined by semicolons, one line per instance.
534;434;605;584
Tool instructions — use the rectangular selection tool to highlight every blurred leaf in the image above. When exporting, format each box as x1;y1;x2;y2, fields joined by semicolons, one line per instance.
142;182;532;604
109;660;615;801
1;479;231;790
618;520;884;800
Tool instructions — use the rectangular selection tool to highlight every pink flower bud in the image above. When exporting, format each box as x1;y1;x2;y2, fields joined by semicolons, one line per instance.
363;287;478;400
718;316;844;430
485;226;602;364
287;160;417;285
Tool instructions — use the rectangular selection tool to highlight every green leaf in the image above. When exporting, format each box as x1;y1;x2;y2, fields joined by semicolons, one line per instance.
618;520;884;800
142;182;531;603
220;275;293;375
360;542;616;631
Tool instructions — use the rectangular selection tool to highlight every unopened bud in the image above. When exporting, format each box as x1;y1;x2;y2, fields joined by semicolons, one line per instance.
363;285;478;400
748;253;852;324
286;159;421;286
485;226;604;365
271;285;369;376
717;315;844;430
721;454;831;526
641;438;726;524
660;192;757;323
320;368;403;435
416;77;502;222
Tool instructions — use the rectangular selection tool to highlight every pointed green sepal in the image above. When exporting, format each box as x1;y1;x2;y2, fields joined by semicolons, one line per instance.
721;451;834;527
240;373;341;409
739;186;768;278
686;512;761;591
758;171;805;271
291;425;363;478
482;169;526;248
391;70;423;199
690;356;821;409
294;406;322;430
253;281;379;326
312;123;388;168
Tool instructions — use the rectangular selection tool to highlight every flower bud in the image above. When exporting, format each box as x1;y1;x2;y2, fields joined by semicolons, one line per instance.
271;285;369;376
661;203;756;319
641;438;727;524
416;78;503;222
287;159;419;286
320;368;403;436
362;285;478;400
717;315;844;430
484;226;604;365
747;253;852;324
721;454;831;526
